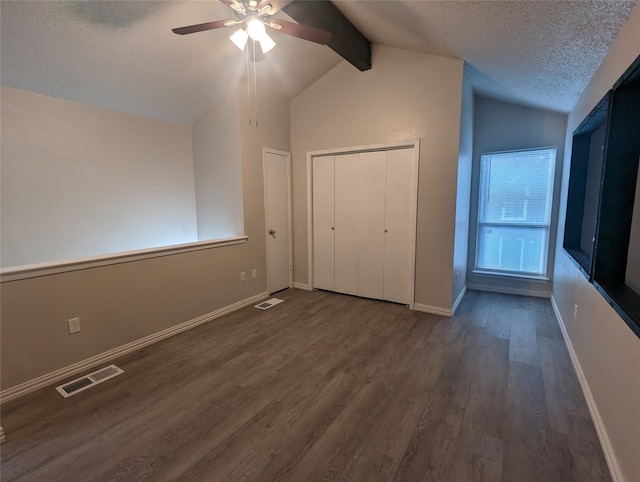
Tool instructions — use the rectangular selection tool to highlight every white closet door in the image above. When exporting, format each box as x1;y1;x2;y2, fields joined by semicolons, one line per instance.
384;148;417;304
334;153;360;295
313;155;335;290
356;151;386;299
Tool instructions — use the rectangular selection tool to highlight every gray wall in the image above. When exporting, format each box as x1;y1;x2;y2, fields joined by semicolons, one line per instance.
552;4;640;480
467;96;567;296
452;64;475;306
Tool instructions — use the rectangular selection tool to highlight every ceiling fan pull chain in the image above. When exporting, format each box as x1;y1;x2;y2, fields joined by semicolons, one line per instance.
253;40;259;128
246;44;252;126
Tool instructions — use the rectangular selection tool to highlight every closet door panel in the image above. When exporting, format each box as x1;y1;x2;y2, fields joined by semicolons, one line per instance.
334;153;360;295
384;148;417;304
312;155;335;290
356;151;386;299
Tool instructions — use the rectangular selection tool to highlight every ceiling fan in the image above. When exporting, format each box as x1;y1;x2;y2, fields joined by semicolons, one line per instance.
172;0;332;60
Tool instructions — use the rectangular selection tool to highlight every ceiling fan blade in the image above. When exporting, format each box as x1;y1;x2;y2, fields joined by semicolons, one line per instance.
257;0;293;16
269;19;331;45
172;19;234;36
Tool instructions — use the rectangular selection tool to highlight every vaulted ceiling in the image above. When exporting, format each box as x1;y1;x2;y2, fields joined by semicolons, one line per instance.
1;1;637;125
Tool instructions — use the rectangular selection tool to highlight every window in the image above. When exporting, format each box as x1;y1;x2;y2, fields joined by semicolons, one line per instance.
475;147;557;277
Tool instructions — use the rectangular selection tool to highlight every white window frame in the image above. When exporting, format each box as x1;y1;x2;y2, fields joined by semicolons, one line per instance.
474;147;557;279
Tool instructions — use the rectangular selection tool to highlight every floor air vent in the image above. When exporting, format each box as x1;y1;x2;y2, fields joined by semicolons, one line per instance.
56;364;124;398
254;298;284;310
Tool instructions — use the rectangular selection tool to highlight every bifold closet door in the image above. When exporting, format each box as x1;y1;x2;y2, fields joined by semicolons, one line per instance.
334;153;360;295
384;148;416;304
312;146;417;304
355;151;386;299
312;155;335;291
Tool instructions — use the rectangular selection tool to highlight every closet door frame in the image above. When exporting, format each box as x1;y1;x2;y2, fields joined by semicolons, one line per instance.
306;140;420;309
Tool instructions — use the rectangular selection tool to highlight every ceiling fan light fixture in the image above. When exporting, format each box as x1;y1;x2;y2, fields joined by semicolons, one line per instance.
247;16;266;41
259;32;276;53
230;28;248;50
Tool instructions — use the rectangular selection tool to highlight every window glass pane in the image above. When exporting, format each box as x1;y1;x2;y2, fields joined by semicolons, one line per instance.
480;149;555;224
476;147;556;277
477;226;548;275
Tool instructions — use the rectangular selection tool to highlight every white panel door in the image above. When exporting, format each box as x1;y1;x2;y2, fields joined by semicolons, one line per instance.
356;151;387;299
384;147;417;304
334;153;360;295
312;155;335;291
264;150;291;293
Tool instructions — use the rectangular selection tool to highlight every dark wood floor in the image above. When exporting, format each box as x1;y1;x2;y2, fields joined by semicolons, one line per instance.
0;289;611;481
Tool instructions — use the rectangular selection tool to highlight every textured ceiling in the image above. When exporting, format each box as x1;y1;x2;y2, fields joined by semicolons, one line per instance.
335;0;637;113
1;1;637;125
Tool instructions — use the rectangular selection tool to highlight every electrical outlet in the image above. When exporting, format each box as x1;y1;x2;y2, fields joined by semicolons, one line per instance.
240;272;246;282
252;269;257;279
573;304;578;320
68;317;81;334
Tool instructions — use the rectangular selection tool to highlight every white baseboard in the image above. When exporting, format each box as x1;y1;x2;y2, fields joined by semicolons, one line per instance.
292;282;312;291
0;291;269;404
413;303;452;317
451;286;467;315
550;295;621;482
467;283;551;298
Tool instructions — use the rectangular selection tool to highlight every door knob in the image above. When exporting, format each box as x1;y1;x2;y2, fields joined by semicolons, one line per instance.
269;229;276;235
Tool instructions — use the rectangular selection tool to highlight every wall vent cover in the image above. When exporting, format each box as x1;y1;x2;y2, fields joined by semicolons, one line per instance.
56;364;124;398
254;298;284;310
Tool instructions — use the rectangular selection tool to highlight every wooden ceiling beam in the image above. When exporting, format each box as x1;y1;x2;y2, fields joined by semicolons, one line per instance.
282;0;372;71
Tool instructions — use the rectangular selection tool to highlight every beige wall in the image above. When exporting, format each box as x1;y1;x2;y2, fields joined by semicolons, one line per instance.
290;45;464;310
238;82;292;283
552;4;640;481
0;84;291;392
0;86;198;267
192;85;244;240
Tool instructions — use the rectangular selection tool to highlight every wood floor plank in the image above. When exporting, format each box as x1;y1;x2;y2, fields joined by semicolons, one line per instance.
538;335;601;443
172;371;344;481
392;393;465;481
284;380;394;481
430;321;484;408
503;360;554;482
463;334;509;439
454;289;491;327
508;320;540;366
348;322;445;481
246;371;356;481
484;299;512;340
445;428;503;482
99;352;325;480
0;289;613;482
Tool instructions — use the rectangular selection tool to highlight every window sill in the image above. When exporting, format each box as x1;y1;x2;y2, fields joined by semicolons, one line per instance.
472;270;549;283
1;236;248;283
